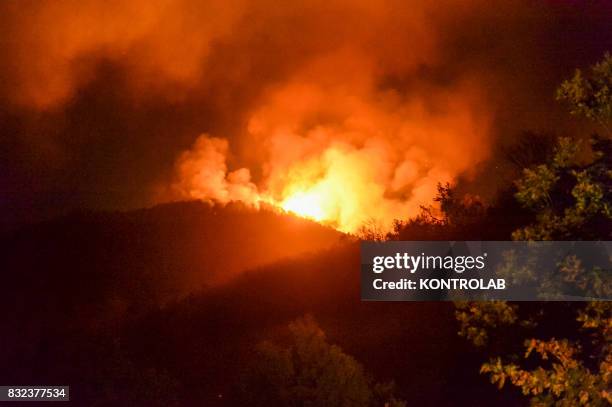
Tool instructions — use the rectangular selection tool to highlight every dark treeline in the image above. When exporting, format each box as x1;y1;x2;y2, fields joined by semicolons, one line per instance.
0;201;523;406
1;54;610;406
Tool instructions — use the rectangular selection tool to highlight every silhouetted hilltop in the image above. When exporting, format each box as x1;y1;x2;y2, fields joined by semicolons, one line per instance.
0;201;520;406
1;200;342;302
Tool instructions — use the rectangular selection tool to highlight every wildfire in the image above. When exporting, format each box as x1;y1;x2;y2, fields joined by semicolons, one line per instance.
170;73;491;235
280;189;328;222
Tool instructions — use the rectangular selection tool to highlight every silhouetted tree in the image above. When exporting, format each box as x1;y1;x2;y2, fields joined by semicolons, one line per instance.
390;181;527;241
239;315;406;407
456;53;612;406
557;52;612;136
512;136;611;240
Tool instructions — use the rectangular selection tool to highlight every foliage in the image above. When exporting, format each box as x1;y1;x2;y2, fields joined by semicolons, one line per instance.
358;218;388;241
557;52;612;134
430;183;487;227
512;136;612;241
491;248;611;301
516;52;612;239
240;315;406;407
480;302;611;406
456;53;612;406
455;301;519;347
388;182;521;241
456;241;611;405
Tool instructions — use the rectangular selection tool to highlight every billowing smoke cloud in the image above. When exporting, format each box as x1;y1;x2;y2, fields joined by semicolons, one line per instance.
171;51;491;232
173;136;258;204
0;0;246;108
1;0;611;226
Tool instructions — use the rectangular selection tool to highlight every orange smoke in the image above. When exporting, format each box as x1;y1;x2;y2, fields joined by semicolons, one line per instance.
2;0;524;229
1;0;491;109
1;0;246;108
172;50;491;233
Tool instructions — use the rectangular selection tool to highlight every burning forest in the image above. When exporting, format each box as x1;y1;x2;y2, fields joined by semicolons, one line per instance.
0;0;611;406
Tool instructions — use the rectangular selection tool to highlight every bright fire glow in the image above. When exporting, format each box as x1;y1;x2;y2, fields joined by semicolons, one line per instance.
171;77;491;235
280;190;328;222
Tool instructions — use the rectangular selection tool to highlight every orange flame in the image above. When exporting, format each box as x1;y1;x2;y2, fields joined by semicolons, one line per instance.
281;190;328;222
170;57;491;234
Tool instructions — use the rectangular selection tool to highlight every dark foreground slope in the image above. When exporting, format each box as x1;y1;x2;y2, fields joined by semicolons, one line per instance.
1;200;342;300
0;203;521;406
